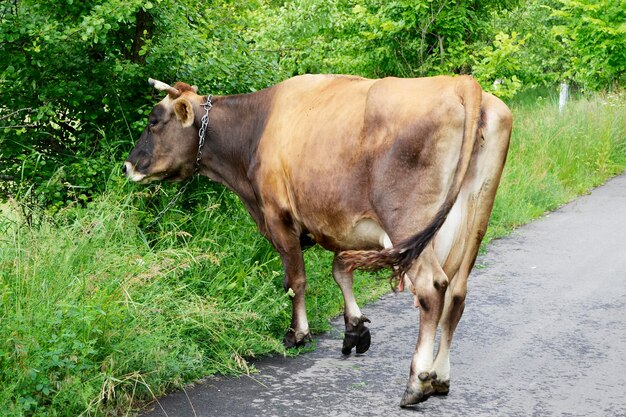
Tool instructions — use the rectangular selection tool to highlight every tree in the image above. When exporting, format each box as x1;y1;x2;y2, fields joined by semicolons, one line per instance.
0;0;281;210
2;0;623;212
251;0;518;78
551;0;626;90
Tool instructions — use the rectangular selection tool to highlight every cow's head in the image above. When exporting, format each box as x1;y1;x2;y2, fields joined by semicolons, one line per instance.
123;78;205;183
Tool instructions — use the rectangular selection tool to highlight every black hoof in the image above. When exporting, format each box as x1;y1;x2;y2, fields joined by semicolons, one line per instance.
341;324;371;355
283;329;311;349
356;326;371;354
432;379;450;396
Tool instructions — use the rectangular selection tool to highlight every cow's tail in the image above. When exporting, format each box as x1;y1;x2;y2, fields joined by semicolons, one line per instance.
338;76;483;278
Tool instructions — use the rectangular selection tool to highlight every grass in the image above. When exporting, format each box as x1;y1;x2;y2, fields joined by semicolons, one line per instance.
1;90;624;416
486;90;626;242
0;182;387;416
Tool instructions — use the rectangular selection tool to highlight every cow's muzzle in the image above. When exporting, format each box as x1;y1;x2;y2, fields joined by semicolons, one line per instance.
123;161;147;183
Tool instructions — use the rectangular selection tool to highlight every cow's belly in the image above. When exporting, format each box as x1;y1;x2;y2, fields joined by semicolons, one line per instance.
307;217;390;252
341;218;390;250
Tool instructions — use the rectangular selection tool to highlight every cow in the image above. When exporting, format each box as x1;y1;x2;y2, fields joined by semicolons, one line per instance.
123;74;512;407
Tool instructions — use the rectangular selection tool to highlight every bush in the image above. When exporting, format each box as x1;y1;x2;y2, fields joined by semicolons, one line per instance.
251;0;516;78
0;0;282;210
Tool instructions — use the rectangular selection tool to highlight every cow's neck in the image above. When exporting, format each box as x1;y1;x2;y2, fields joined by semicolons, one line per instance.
197;89;275;233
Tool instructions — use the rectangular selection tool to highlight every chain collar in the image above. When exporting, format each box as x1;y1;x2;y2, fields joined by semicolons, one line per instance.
146;95;213;229
194;95;213;174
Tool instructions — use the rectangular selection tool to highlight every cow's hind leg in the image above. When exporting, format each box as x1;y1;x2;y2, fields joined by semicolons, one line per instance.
400;247;448;407
332;257;371;355
430;200;493;393
431;271;467;395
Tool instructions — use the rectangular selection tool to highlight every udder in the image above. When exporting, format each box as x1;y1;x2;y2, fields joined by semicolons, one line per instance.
340;218;391;251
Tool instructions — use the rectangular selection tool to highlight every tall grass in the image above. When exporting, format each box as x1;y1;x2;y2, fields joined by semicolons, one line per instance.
0;193;271;415
0;181;386;416
487;90;626;241
1;91;624;416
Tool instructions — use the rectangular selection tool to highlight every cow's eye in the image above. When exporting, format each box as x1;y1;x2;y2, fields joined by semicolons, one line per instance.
149;120;158;127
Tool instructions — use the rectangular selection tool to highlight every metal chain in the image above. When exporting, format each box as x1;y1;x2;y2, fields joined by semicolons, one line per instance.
145;95;213;229
195;96;213;173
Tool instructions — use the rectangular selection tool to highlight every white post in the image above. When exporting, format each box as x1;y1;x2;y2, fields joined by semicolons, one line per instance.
559;82;569;114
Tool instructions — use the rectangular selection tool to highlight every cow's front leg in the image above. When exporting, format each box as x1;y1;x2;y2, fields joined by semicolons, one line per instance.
400;249;448;407
279;247;311;348
332;257;371;355
266;215;311;349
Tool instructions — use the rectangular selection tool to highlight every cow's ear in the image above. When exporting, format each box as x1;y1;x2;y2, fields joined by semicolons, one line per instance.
173;98;194;128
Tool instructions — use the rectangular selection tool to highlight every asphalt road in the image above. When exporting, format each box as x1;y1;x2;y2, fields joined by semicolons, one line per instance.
142;173;626;417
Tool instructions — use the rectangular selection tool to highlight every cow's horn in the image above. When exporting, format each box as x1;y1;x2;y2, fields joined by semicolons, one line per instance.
148;78;181;98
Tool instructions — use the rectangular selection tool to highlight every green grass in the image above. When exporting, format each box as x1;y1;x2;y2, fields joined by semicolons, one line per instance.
0;182;387;416
486;90;626;242
1;91;624;416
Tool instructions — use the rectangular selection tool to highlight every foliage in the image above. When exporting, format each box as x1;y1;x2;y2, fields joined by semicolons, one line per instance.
487;90;626;241
0;180;389;416
251;0;624;91
481;1;568;89
472;32;528;99
344;0;509;76
550;0;626;90
0;0;281;210
251;0;516;78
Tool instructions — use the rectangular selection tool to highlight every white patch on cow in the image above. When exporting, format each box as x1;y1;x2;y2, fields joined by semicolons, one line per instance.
431;351;451;382
295;301;310;338
412;337;435;375
340;287;363;326
433;195;465;265
382;232;393;249
124;162;146;183
332;258;363;331
345;300;362;323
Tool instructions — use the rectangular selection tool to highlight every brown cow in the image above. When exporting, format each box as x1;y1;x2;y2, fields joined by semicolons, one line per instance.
123;74;511;407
